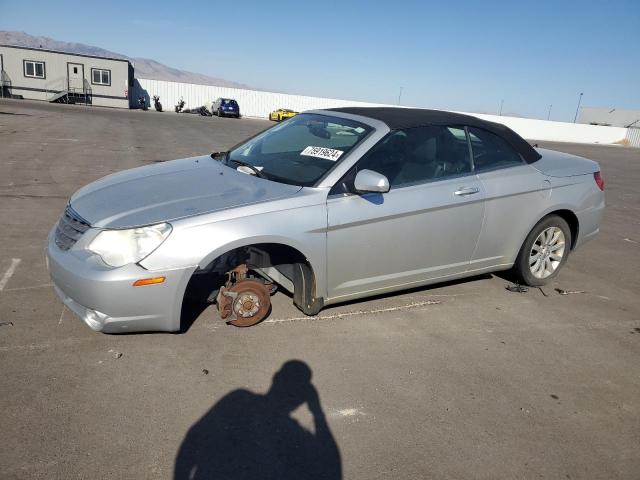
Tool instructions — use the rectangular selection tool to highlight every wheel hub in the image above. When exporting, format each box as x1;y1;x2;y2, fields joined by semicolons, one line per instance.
235;292;261;318
215;265;274;327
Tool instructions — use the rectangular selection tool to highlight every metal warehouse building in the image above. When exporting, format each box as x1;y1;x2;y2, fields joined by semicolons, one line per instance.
0;44;133;108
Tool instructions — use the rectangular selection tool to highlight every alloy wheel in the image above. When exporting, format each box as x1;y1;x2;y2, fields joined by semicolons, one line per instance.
529;226;566;279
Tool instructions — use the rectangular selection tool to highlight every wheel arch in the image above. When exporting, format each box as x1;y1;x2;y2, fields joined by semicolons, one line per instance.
519;207;580;255
180;239;324;330
546;209;579;249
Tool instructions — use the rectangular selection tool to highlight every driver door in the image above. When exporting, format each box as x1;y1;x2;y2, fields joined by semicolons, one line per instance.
326;125;485;301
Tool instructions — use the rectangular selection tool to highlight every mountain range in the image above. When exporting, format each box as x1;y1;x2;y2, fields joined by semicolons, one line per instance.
0;31;252;89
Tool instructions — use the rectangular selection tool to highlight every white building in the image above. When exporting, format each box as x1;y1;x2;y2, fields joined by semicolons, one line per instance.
0;44;133;108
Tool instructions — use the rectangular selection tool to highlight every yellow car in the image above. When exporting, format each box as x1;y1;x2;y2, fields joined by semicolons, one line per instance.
269;108;298;122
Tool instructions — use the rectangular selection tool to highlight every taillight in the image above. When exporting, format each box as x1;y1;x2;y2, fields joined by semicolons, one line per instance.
594;171;605;191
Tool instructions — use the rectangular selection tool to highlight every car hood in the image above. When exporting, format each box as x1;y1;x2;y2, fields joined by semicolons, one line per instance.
70;156;302;228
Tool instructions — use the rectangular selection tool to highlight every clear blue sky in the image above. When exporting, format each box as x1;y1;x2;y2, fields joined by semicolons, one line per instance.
2;0;638;121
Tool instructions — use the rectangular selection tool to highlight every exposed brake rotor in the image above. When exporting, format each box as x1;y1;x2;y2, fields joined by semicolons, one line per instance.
216;265;275;327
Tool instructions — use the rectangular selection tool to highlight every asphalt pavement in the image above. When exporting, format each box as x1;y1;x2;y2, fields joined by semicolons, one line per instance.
1;99;639;479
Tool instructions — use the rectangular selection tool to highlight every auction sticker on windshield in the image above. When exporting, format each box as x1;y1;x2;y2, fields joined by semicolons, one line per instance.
300;146;344;161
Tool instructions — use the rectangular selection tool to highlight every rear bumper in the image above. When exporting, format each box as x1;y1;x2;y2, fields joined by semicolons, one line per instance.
46;229;196;333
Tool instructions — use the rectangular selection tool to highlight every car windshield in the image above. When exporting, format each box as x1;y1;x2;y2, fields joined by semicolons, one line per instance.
223;99;237;105
226;113;373;186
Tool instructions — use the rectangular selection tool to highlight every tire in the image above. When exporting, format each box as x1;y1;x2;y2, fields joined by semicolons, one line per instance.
513;215;572;286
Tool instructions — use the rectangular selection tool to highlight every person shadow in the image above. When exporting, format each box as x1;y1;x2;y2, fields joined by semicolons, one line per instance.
174;360;342;480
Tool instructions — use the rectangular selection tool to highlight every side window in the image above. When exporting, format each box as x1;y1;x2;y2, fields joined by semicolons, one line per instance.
24;60;45;79
91;68;111;86
467;127;524;172
351;125;472;189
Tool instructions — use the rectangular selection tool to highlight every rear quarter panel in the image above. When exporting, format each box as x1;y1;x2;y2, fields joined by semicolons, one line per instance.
473;165;603;270
472;164;553;269
547;174;604;248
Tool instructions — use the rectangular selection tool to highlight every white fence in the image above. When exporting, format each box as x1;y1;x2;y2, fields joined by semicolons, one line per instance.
134;78;388;117
467;112;629;145
134;78;633;146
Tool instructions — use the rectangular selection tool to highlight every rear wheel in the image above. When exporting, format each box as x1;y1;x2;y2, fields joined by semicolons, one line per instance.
513;215;571;286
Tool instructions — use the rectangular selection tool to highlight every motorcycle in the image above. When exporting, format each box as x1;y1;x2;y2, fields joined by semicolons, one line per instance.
137;95;148;111
152;95;163;112
175;97;185;113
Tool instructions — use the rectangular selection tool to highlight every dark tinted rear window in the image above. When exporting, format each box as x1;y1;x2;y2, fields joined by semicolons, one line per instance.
468;127;524;172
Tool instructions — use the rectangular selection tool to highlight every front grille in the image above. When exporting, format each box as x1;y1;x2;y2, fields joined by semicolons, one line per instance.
54;205;91;251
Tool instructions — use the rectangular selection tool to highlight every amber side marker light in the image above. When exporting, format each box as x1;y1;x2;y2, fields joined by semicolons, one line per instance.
132;276;166;287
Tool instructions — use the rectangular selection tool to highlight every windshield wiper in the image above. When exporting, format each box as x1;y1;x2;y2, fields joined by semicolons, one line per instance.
212;151;269;180
227;158;268;179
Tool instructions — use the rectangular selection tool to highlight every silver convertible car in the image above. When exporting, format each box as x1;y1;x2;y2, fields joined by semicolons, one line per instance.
47;107;604;332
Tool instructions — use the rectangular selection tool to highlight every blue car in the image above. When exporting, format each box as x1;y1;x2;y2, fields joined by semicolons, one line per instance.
212;98;240;118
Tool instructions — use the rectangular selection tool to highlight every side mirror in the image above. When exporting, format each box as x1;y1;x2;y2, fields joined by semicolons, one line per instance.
354;169;390;194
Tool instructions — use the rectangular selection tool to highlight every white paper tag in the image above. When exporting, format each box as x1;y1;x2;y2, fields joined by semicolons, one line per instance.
300;146;344;161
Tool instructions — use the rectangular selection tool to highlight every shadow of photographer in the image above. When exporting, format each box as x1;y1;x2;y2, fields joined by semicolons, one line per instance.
174;360;342;479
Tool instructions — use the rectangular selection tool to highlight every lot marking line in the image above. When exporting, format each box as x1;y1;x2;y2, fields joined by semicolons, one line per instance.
0;337;90;353
333;408;366;418
264;300;441;324
58;305;66;326
4;283;53;292
0;193;68;199
0;258;21;292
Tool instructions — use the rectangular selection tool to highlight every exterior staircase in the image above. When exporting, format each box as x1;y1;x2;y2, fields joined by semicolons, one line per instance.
0;69;12;98
46;78;92;105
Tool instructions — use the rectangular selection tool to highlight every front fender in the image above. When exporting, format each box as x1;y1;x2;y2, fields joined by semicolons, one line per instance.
139;202;329;298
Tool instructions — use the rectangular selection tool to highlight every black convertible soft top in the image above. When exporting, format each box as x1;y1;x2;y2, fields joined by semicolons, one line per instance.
328;107;541;164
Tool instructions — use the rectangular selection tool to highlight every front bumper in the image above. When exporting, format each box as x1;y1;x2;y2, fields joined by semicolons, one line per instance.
46;229;196;333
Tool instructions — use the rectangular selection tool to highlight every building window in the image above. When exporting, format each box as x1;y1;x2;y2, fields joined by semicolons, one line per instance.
24;60;46;79
91;68;111;86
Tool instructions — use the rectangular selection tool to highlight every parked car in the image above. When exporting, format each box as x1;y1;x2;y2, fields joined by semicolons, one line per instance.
212;98;240;118
47;107;604;333
269;108;298;122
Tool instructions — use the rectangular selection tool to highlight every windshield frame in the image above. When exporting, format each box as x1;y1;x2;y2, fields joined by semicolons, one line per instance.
225;112;378;188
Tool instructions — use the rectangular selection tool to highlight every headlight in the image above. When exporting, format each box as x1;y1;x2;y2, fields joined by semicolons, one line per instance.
88;223;172;267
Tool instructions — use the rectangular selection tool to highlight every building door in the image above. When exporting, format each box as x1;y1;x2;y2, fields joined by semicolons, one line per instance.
67;63;84;92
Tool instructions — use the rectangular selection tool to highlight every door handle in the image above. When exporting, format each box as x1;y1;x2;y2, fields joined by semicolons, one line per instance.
454;187;480;196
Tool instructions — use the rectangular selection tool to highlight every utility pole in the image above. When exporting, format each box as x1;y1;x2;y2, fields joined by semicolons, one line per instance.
573;92;584;123
498;99;504;116
547;104;552;120
398;87;403;105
